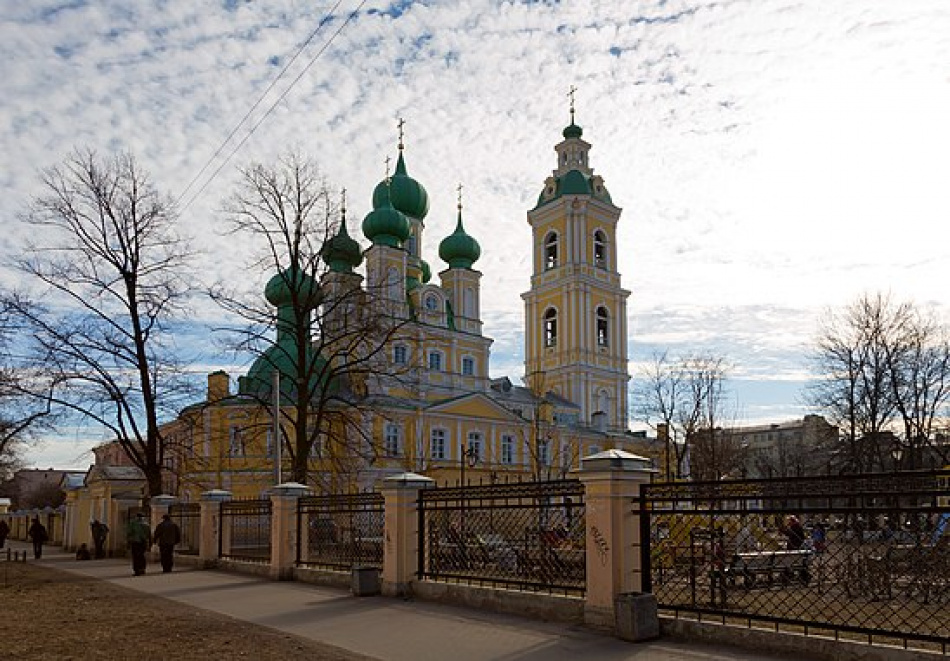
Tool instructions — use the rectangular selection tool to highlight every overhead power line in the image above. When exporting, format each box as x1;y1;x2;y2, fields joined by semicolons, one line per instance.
177;0;368;216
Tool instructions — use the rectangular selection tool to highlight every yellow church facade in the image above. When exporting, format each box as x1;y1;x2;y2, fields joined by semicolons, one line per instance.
162;112;652;500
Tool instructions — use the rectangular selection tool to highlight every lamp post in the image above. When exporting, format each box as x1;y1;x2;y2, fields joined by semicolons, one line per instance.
460;441;479;486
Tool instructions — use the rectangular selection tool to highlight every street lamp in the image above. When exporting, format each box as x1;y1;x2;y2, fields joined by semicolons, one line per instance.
460;441;479;486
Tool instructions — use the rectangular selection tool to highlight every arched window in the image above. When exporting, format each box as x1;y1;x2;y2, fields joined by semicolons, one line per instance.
463;287;474;317
544;308;558;347
593;230;607;267
386;267;400;300
544;232;558;270
596;306;609;347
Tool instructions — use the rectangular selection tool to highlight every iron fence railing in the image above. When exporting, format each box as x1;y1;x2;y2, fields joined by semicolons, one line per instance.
418;479;585;595
297;492;384;570
642;470;950;654
219;499;271;564
169;503;201;556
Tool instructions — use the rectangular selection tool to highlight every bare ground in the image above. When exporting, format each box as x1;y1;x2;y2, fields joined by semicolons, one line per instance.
0;561;374;661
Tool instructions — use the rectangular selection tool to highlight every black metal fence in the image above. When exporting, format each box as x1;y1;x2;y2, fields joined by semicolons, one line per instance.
169;503;201;556
219;499;272;564
418;479;586;595
642;470;950;653
296;492;384;570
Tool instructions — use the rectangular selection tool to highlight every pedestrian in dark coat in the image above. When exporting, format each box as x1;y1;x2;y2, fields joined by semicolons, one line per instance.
91;519;109;559
28;518;48;559
152;514;181;573
126;512;151;576
0;519;9;549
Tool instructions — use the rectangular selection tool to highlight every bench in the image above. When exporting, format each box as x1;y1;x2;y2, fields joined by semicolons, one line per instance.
725;549;811;588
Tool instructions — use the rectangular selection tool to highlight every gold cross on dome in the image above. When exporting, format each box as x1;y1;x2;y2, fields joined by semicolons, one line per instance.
384;155;391;182
568;85;578;122
456;182;463;209
340;187;347;217
397;117;406;150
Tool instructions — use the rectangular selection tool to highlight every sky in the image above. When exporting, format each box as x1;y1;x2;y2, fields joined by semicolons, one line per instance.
2;0;949;469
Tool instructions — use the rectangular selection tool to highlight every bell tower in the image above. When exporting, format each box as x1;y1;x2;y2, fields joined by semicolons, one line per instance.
522;96;630;430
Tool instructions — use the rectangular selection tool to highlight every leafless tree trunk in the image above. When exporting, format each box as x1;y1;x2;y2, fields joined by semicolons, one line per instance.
9;150;195;498
807;293;950;472
212;154;409;489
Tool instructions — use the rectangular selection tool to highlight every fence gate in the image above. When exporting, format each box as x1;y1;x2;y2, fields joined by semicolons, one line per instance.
641;470;950;654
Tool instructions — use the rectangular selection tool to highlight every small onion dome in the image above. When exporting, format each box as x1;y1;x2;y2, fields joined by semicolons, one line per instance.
562;122;583;139
321;220;363;273
420;258;432;284
559;169;592;195
362;184;410;247
264;266;321;308
439;209;481;269
371;152;429;220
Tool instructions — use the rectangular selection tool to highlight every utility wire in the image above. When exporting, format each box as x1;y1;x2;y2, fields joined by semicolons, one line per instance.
178;0;367;215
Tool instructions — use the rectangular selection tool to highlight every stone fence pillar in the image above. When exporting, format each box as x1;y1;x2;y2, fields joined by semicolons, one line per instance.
199;489;231;568
269;482;311;580
380;472;434;597
576;449;657;633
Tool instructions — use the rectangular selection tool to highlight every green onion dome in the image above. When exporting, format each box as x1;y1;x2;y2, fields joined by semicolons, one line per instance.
362;183;411;247
371;152;430;220
264;265;321;308
420;258;431;284
438;209;481;269
321;220;363;273
562;122;583;139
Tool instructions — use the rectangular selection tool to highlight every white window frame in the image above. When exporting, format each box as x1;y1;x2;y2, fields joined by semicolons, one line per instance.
461;356;475;376
501;434;515;465
467;431;483;461
393;344;408;365
384;423;401;457
428;350;444;372
430;428;447;460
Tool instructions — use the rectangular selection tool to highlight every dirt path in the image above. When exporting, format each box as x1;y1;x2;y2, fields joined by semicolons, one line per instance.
0;561;375;660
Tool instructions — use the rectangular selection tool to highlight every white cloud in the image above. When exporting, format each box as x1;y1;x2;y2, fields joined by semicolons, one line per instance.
3;0;949;464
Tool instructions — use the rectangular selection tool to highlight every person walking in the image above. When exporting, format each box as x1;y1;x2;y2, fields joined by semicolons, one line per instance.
126;512;151;576
0;518;9;549
28;517;48;559
152;514;181;573
91;519;109;559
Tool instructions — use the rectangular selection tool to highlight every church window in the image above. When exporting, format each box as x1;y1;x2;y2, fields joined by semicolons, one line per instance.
462;356;475;376
228;426;245;457
501;434;515;465
544;232;558;270
393;344;408;365
544;308;558;347
384;423;401;457
428;350;443;371
593;230;607;267
463;287;474;317
386;267;400;300
537;439;551;466
430;428;447;460
425;294;439;311
596;306;609;346
466;431;482;461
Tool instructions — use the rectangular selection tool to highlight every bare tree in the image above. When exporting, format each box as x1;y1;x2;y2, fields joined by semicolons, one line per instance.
635;352;739;480
211;154;410;489
9;149;195;498
806;293;950;472
0;297;53;478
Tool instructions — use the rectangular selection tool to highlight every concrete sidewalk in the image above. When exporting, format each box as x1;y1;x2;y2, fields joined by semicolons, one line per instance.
10;541;789;661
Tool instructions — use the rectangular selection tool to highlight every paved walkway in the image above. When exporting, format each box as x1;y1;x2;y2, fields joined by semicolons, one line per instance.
7;541;790;661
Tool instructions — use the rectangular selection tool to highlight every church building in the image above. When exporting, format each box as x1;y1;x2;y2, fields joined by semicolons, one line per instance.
161;108;650;498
